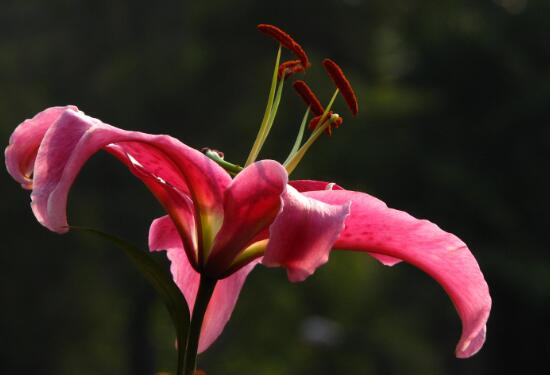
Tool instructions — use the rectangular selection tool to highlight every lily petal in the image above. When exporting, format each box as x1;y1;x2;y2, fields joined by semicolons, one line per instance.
149;215;257;352
5;106;78;189
305;189;492;358
8;108;231;243
290;180;401;266
207;160;288;276
289;179;343;192
262;186;351;282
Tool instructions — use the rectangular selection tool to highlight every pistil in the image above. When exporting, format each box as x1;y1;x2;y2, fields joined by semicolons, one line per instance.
203;148;243;176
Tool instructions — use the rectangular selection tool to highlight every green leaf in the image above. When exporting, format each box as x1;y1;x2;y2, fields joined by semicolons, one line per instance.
72;226;189;375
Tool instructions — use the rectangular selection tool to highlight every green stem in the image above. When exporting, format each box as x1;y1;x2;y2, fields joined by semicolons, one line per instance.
183;275;217;375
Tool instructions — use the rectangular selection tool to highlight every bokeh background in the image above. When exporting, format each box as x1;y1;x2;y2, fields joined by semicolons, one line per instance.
1;0;549;374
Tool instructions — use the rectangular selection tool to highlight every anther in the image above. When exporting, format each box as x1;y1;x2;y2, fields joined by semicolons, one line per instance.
257;24;310;68
322;59;359;116
308;114;326;131
278;60;306;79
293;80;324;116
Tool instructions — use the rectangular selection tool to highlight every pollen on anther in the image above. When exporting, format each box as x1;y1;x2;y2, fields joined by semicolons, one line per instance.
257;24;310;68
293;80;324;116
322;58;359;116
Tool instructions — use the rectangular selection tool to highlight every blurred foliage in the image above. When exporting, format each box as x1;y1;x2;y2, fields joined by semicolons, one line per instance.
1;0;549;374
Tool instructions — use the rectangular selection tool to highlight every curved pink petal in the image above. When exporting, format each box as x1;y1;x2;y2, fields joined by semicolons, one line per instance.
5;105;78;189
9;108;231;245
290;180;401;266
305;189;491;358
289;179;343;192
106;141;191;196
262;186;351;282
206;160;288;276
200;260;257;352
149;215;257;352
106;144;199;263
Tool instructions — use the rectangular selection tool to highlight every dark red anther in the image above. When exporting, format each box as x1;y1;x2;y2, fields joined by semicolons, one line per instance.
293;80;324;116
257;24;310;68
322;58;359;116
278;60;306;80
308;114;324;131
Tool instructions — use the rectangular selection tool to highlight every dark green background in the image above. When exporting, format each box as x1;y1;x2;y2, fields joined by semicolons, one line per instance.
1;0;549;374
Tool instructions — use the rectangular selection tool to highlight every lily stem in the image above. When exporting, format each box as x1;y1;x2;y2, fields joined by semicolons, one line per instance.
183;275;217;375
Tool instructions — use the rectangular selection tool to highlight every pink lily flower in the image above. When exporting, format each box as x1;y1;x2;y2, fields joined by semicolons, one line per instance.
5;106;490;359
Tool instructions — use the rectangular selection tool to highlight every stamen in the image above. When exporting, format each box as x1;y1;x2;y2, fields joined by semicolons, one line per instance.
257;76;285;152
257;24;310;68
308;112;343;135
278;60;306;79
322;58;359;116
245;46;282;166
283;107;310;166
293;80;324;116
284;89;340;174
308;115;323;130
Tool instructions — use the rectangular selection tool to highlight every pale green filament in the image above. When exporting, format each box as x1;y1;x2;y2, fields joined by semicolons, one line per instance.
284;89;340;175
283;107;310;165
257;76;285;153
245;46;282;166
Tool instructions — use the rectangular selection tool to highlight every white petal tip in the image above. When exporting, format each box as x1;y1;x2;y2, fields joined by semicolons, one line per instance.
455;325;487;358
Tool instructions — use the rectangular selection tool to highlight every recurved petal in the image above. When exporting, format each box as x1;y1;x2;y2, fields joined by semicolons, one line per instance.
199;260;257;352
5;106;78;189
149;215;257;353
207;160;288;275
289;180;401;266
21;108;230;236
289;179;343;192
262;186;351;282
305;189;491;358
109;147;199;264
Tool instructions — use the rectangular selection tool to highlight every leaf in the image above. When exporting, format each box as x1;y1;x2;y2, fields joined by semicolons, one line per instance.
72;226;189;375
